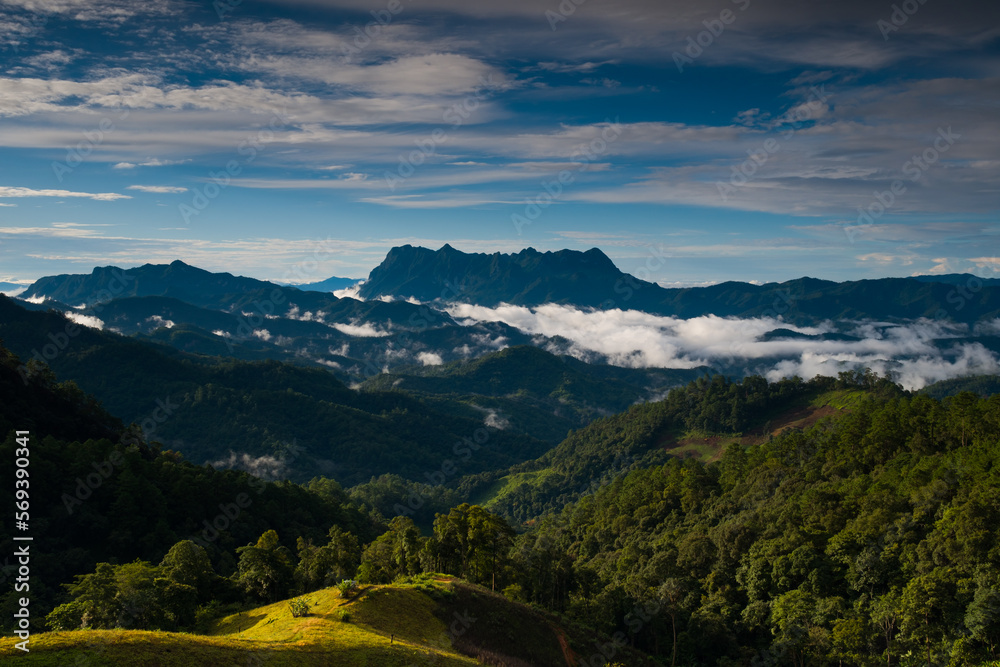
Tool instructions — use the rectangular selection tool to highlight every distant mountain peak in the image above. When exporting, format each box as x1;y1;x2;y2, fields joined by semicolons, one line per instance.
358;244;630;306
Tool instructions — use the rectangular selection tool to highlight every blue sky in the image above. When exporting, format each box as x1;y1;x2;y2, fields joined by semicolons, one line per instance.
0;0;998;286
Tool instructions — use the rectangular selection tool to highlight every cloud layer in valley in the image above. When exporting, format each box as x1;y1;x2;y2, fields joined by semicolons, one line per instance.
446;303;1000;390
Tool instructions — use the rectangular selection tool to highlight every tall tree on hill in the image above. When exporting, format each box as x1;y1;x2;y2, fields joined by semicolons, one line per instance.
235;530;295;603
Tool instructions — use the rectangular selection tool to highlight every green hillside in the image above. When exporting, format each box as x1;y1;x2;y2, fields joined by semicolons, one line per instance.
363;344;704;443
1;576;654;666
921;374;1000;399
459;372;902;523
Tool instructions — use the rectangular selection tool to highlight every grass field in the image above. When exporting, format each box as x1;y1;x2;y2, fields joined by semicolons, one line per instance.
0;578;482;666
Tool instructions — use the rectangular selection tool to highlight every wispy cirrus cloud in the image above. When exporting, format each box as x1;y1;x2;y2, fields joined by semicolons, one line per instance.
0;186;129;201
126;185;187;194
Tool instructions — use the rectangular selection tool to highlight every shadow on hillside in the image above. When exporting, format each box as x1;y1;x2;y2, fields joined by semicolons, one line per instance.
212;611;269;635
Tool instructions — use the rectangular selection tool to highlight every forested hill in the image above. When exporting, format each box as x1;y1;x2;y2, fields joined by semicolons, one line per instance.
511;389;1000;666
457;371;905;523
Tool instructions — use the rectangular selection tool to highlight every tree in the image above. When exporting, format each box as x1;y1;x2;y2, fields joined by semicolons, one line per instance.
235;530;295;602
466;506;515;590
160;540;216;594
295;526;361;592
965;581;1000;660
431;503;513;588
899;569;957;667
871;587;902;666
357;517;422;584
659;578;687;667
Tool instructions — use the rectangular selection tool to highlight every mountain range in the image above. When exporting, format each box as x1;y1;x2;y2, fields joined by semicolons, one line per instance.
356;245;1000;324
12;246;1000;396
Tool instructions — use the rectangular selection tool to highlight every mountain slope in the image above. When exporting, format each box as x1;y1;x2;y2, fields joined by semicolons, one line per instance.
0;298;549;485
20;260;276;309
460;373;903;523
363;345;706;442
293;275;359;292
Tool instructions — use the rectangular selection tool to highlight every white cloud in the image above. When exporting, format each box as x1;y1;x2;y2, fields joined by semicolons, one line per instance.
145;315;175;329
127;185;188;193
0;186;130;201
285;304;324;323
417;351;444;366
484;410;509;429
331;321;391;338
114;158;190;169
65;311;104;329
209;451;288;481
333;283;364;300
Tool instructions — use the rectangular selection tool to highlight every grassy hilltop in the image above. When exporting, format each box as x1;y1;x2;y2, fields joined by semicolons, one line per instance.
1;575;647;666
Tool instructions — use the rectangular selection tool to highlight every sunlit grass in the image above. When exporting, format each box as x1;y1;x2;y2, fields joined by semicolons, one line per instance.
0;580;478;666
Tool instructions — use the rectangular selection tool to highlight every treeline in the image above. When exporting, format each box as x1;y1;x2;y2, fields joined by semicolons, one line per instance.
42;504;513;634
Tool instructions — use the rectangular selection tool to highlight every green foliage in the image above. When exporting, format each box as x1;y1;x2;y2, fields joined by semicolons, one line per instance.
336;579;359;597
503;388;1000;665
43;559;199;632
288;598;311;618
235;530;296;603
428;503;514;591
921;374;1000;399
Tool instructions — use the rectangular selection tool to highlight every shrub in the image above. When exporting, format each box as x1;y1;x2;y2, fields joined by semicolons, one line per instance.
338;609;351;623
288;599;311;618
336;579;359;597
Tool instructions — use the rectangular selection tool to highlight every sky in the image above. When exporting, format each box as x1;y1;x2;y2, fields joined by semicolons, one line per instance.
0;0;998;287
